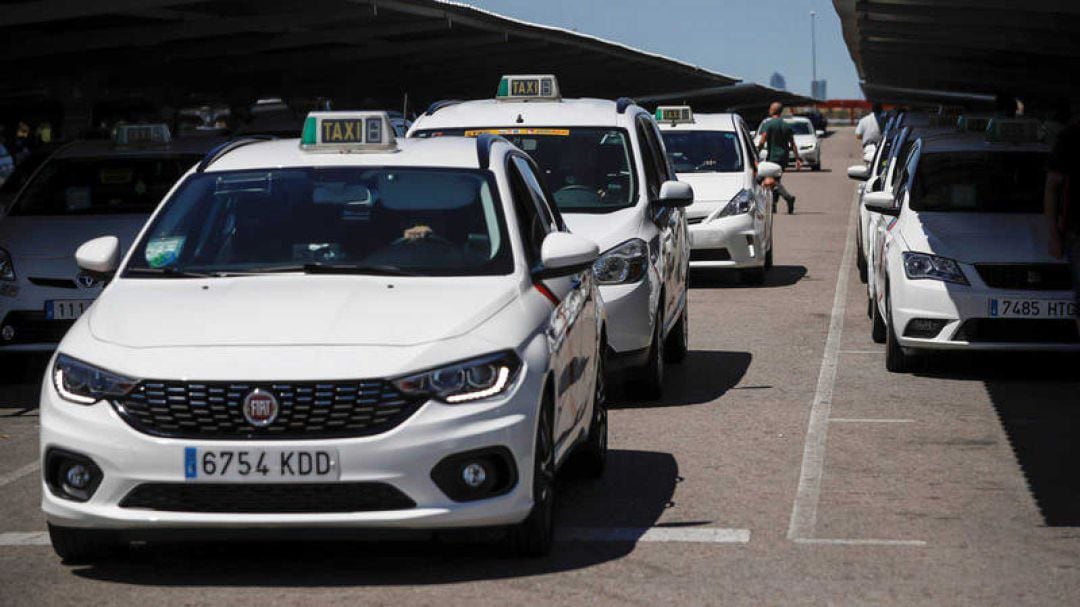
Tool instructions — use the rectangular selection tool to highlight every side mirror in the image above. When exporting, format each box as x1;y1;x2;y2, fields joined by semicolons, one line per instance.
863;191;899;216
847;165;869;181
658;180;693;208
536;232;599;278
76;236;120;275
749;130;756;138
815;130;825;137
758;161;783;180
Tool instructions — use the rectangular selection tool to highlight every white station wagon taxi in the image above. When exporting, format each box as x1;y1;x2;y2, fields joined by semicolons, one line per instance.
863;119;1079;372
41;112;608;561
409;75;692;398
656;106;783;283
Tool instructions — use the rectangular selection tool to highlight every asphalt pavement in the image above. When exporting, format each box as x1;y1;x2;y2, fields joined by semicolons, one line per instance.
1;126;1078;606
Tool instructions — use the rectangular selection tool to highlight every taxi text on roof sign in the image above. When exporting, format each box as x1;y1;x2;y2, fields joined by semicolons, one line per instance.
300;111;398;152
496;74;561;101
655;106;693;125
985;118;1043;143
114;123;171;146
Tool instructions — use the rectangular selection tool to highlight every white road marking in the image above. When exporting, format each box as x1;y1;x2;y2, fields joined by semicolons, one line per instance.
787;196;860;541
0;532;49;546
557;527;751;544
839;350;884;354
0;461;38;487
794;537;926;547
830;418;914;424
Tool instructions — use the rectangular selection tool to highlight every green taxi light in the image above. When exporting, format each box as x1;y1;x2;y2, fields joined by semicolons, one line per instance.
496;74;560;101
497;77;510;98
301;116;318;146
299;111;397;152
655;106;693;124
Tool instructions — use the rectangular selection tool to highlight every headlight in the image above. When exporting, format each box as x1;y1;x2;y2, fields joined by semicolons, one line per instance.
902;252;969;285
715;189;754;219
392;351;521;404
0;247;14;282
52;354;137;405
593;238;648;285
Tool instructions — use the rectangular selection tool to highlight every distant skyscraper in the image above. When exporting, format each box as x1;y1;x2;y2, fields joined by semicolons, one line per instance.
769;72;787;91
812;79;827;100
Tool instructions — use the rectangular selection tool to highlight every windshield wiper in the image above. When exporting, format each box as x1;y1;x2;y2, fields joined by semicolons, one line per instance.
124;267;251;278
242;263;418;277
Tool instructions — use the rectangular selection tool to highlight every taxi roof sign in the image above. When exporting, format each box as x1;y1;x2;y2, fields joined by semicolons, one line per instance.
985;118;1043;143
114;123;171;146
496;74;560;101
655;106;694;125
956;115;992;133
300;111;397;152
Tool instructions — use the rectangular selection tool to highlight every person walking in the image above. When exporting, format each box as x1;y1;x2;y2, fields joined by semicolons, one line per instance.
757;101;801;214
1045;117;1080;333
855;103;882;152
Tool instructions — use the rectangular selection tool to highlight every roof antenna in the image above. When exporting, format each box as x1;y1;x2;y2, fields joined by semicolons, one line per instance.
516;114;524;124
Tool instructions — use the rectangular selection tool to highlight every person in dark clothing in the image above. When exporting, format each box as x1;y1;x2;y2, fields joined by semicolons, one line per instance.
1045;119;1080;332
757;102;802;214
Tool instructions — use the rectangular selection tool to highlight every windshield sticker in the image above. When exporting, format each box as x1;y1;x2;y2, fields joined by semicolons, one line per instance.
463;128;570;137
215;173;272;195
145;236;185;268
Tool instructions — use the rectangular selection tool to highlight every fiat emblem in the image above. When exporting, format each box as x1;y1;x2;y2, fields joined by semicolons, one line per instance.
75;272;97;289
242;389;279;427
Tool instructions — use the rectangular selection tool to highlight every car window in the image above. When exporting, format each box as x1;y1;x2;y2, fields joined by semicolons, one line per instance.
739;124;758;171
511;155;560;232
413;127;636;213
124;167;513;276
635;117;664;199
911;151;1048;214
785;121;813;135
506;159;551;267
660;130;744;173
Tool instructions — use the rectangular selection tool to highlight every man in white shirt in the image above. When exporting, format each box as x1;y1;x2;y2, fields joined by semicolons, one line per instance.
855;103;882;149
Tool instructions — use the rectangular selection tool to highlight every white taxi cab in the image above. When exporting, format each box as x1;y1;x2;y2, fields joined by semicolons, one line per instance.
655;106;782;283
864;119;1079;372
756;116;824;170
41;112;608;561
409;75;692;398
0;125;223;353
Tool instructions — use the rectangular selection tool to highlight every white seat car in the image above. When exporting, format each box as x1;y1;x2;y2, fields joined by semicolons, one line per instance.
863;119;1079;372
655;106;782;283
756;116;824;170
41;112;609;561
409;75;692;397
0;125;223;352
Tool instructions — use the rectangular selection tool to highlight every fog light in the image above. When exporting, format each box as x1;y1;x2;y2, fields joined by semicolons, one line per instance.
45;449;103;502
64;464;92;490
462;462;488;488
1;325;13;341
745;235;756;258
903;318;948;339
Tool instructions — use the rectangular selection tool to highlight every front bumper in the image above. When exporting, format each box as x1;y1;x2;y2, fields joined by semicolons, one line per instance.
890;277;1080;352
1;281;99;351
688;213;763;269
40;364;541;531
598;277;655;354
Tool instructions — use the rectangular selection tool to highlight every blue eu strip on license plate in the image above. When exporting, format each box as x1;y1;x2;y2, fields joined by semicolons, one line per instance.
184;447;198;479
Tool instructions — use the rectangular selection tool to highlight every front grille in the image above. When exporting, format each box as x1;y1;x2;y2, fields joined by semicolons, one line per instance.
28;277;78;289
687;216;706;225
952;319;1080;343
120;482;415;513
976;264;1073;291
690;248;732;262
113;380;423;440
0;311;74;345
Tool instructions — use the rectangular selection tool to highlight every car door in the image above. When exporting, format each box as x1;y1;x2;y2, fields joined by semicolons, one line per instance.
739;119;770;253
509;154;593;456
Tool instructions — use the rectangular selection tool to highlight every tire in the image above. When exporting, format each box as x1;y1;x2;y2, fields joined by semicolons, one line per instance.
571;345;608;478
664;304;689;363
509;393;556;557
764;243;774;271
884;292;911;373
812;162;821;172
48;524;121;564
871;296;887;344
635;309;665;400
856;240;868;284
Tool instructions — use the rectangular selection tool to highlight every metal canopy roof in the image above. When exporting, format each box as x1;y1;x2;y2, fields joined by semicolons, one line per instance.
834;0;1080;106
637;83;816;114
0;0;739;110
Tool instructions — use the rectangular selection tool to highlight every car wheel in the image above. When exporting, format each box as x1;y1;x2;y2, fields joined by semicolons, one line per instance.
509;392;556;557
856;243;868;284
884;292;911;373
571;345;608;478
812;162;821;172
764;242;774;270
635;309;665;400
871;295;887;344
664;304;689;363
48;524;122;564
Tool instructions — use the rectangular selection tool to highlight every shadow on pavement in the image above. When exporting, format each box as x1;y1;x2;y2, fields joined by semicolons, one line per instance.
0;353;49;411
690;265;806;290
71;450;679;586
612;350;750;408
915;352;1080;526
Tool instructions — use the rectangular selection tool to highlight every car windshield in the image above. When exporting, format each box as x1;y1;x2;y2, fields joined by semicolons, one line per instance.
912;152;1048;213
414;127;637;213
124;167;513;277
660;131;743;173
8;155;200;216
787;121;813;135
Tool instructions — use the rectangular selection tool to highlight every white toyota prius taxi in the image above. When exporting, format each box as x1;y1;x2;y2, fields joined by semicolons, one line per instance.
409;75;693;398
864;119;1079;372
40;112;609;561
656;106;783;283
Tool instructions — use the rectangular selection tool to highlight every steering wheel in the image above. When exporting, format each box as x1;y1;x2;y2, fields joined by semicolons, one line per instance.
389;234;457;248
554;184;602;206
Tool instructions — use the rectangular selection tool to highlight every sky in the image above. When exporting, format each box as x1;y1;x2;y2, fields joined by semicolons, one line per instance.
456;0;862;99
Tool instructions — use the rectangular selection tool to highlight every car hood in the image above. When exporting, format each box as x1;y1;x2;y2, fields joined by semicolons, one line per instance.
672;173;746;219
88;274;521;348
900;212;1058;264
794;134;817;147
562;207;644;252
0;215;146;260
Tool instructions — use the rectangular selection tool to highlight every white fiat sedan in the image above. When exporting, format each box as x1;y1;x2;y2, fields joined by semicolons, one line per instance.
656;106;782;283
41;112;608;561
864;119;1079;372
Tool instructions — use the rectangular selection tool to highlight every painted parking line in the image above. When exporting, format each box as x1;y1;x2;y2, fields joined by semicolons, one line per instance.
794;537;926;547
0;532;49;546
0;461;38;488
558;527;751;544
829;418;914;424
